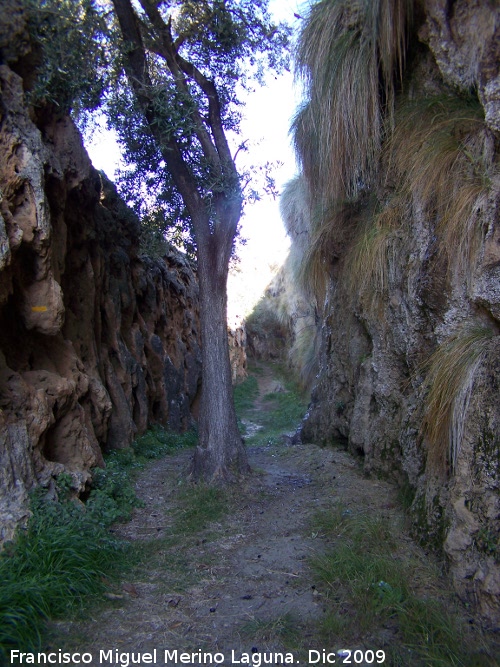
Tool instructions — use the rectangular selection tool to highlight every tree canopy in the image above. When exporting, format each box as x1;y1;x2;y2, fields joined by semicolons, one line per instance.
26;0;290;252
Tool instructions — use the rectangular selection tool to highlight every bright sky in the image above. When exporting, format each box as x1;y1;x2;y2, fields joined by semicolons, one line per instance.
84;0;308;320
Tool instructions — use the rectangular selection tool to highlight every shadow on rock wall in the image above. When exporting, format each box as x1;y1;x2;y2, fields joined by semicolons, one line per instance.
0;61;201;541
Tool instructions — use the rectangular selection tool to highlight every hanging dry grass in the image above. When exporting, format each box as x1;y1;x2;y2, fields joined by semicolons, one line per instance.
289;322;322;389
279;176;311;249
294;0;412;202
342;195;405;309
298;199;364;300
388;95;493;278
420;323;495;477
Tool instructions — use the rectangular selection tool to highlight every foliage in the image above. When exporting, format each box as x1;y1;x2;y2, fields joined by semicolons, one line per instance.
420;323;495;477
23;0;290;251
24;0;108;119
132;425;198;460
234;363;307;445
294;0;412;203
103;0;291;238
311;505;494;666
0;486;128;657
139;216;172;259
0;427;196;656
87;450;143;525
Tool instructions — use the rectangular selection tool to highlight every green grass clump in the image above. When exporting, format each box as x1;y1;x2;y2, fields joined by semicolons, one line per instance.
132;425;197;460
233;375;260;415
0;426;195;658
173;485;233;535
0;487;129;659
233;363;308;446
259;389;307;433
241;613;302;648
311;506;494;666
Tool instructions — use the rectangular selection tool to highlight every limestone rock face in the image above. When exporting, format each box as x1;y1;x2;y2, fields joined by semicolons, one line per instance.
0;44;201;541
297;1;500;626
227;315;247;384
423;0;500;133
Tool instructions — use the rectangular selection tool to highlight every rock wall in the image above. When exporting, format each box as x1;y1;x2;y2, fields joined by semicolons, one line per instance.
291;0;500;626
227;315;248;383
0;50;201;540
245;249;318;387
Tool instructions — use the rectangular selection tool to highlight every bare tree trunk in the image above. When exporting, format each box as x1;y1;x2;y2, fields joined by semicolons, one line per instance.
190;240;250;482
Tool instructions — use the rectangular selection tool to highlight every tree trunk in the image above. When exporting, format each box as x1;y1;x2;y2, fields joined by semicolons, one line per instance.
190;239;250;482
111;0;250;482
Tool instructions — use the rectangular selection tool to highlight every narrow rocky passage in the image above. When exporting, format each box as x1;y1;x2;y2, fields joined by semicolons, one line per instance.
50;364;494;666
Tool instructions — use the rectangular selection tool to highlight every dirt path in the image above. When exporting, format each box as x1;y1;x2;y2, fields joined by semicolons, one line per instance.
50;365;490;666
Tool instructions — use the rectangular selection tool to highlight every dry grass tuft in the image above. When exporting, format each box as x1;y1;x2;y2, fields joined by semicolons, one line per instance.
298;199;363;300
279;176;311;245
388;95;493;278
294;0;412;202
420;323;495;477
342;195;405;309
340;95;495;308
288;322;321;389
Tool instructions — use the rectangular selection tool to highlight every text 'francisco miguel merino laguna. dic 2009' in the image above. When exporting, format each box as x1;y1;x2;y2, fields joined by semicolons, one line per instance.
10;648;388;665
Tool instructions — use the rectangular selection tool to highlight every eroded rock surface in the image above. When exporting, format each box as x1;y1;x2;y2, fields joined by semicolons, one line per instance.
0;25;201;541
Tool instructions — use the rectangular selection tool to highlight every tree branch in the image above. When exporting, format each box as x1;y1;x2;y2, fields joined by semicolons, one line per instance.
111;0;209;245
136;0;242;240
137;0;222;177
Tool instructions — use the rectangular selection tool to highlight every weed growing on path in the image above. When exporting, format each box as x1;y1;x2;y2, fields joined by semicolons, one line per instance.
311;505;495;666
172;484;234;536
241;613;303;650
